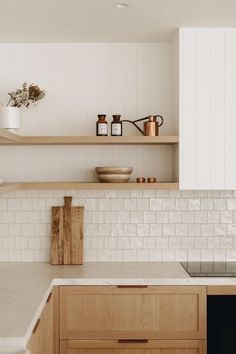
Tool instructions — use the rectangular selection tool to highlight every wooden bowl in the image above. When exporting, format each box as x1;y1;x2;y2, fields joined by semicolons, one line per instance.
97;174;131;183
95;167;133;175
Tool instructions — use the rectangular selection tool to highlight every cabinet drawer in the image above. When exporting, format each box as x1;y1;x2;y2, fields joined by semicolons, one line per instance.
60;339;206;354
60;286;206;340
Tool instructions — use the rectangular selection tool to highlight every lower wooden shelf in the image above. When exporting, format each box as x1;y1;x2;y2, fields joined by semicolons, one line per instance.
0;182;179;192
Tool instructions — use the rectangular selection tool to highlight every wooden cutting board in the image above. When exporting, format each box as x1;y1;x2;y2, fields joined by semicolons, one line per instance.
51;196;84;265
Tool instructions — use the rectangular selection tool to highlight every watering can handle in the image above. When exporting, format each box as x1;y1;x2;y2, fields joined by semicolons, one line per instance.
155;115;164;127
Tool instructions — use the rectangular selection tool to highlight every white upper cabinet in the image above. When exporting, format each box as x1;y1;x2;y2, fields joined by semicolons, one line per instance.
179;28;236;190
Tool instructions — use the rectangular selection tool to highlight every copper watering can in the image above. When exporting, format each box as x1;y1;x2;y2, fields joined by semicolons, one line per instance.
122;115;164;136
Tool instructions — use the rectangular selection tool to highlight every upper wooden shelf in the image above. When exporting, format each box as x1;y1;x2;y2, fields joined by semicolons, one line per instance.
0;130;179;145
0;182;179;192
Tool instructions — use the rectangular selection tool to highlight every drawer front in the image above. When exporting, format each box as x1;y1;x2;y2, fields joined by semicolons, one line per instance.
60;339;206;354
60;286;206;340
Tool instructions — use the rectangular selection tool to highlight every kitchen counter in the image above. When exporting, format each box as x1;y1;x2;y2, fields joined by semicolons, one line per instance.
2;261;236;353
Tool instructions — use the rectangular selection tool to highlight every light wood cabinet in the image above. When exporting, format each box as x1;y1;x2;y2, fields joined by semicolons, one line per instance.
180;28;236;190
60;339;206;354
60;286;206;340
27;318;44;354
27;287;58;354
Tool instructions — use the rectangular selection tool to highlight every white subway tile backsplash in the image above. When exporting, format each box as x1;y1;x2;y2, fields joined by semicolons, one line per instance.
201;224;214;236
182;237;194;249
150;199;162;210
227;224;236;236
162;250;175;261
124;224;137;237
1;189;236;262
195;211;207;224
163;224;175;237
131;211;144;224
136;199;149;210
214;198;226;210
137;250;149;261
123;199;137;211
117;211;130;224
156;238;168;248
208;211;220;224
143;237;156;249
105;238;118;250
221;211;233;224
156;211;168;223
169;211;181;223
0;199;8;211
182;211;194;224
176;224;188;237
8;199;21;210
15;211;28;224
2;212;14;223
123;250;136;261
143;211;156;224
150;224;163;236
175;198;188;210
162;198;175;210
9;250;22;261
194;237;208;249
188;199;201;210
9;224;21;237
201;198;214;210
137;224;149;237
149;250;162;261
227;198;236;210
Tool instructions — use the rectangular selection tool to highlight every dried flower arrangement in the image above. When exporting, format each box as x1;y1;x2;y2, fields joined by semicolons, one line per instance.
7;82;45;108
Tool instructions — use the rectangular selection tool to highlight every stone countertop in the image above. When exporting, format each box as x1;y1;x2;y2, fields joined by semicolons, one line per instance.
2;261;236;352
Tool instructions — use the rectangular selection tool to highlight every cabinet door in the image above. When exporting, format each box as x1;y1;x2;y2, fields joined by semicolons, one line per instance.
60;286;206;340
27;289;55;354
180;28;236;190
27;318;44;354
60;339;206;354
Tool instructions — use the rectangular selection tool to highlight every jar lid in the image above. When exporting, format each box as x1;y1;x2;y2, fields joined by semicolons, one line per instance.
112;115;121;121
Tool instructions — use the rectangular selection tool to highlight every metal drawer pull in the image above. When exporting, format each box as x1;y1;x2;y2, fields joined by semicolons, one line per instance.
32;319;40;334
118;339;149;344
117;285;148;289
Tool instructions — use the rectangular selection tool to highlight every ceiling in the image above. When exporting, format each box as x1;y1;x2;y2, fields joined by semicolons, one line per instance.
1;0;236;42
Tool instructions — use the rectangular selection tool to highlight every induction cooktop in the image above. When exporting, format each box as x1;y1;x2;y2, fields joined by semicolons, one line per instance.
181;261;236;277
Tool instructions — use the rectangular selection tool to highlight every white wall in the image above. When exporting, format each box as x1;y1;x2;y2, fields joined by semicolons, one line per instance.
0;43;176;183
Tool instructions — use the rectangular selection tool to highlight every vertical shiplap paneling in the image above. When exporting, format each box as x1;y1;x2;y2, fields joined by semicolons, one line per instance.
210;30;225;189
180;29;197;189
225;29;236;189
196;29;211;189
180;28;236;190
0;43;175;183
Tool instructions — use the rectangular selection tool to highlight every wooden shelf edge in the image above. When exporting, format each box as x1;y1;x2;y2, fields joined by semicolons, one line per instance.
0;129;22;144
0;183;23;192
0;182;179;192
0;133;179;145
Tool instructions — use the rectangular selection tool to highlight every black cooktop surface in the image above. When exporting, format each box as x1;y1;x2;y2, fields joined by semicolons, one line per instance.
181;261;236;277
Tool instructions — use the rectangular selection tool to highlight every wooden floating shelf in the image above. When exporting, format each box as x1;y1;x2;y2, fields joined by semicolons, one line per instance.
0;130;179;145
0;182;179;192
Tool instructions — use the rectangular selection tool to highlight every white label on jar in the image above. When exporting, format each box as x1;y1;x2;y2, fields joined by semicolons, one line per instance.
112;123;122;136
98;123;108;135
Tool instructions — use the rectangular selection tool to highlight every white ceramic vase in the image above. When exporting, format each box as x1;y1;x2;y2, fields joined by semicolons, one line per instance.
0;106;20;133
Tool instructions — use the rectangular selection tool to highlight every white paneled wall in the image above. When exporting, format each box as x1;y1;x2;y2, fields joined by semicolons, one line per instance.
0;43;176;182
180;28;236;190
0;189;236;262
